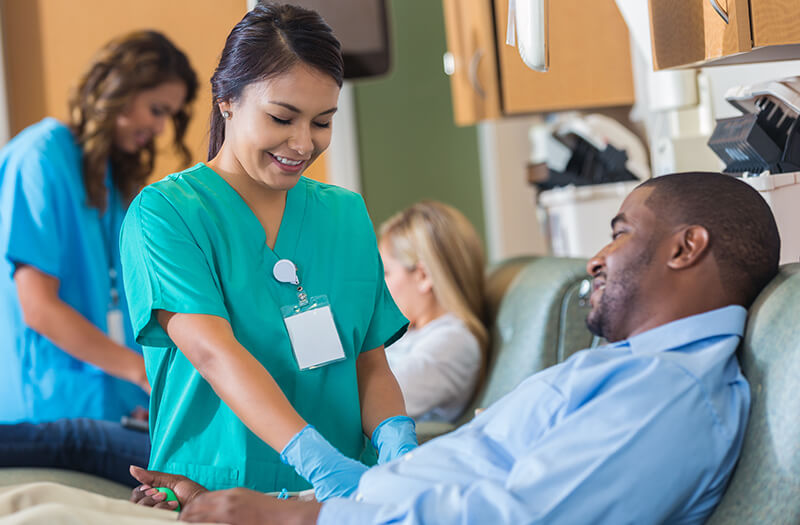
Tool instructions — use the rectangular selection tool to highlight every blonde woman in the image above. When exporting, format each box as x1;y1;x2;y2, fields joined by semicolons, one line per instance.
0;30;197;424
379;201;488;422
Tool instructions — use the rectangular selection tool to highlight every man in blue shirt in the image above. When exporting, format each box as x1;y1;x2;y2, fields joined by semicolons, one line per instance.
132;172;781;525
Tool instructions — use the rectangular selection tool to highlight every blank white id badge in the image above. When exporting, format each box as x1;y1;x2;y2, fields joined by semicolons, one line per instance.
107;308;126;346
280;296;345;370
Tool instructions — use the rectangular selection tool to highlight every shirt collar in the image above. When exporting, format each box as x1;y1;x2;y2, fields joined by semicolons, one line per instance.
624;305;747;355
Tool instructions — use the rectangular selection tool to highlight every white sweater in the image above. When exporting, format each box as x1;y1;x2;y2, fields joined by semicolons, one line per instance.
386;313;481;423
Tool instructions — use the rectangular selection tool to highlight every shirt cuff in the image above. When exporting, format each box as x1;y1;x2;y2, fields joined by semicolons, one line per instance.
317;498;382;525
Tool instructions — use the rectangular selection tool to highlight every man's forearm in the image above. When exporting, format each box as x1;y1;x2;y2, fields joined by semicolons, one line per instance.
288;500;323;525
177;488;324;524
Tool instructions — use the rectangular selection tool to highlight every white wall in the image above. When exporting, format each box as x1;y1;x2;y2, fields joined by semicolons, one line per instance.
325;82;362;193
477;117;549;263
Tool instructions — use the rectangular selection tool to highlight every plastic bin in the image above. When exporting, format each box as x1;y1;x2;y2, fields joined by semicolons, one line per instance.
740;172;800;265
538;181;640;258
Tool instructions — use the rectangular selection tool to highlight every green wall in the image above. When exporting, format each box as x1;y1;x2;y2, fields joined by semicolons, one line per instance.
353;0;485;240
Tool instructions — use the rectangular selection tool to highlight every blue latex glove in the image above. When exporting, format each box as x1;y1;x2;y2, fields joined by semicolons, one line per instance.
371;415;418;464
280;425;367;501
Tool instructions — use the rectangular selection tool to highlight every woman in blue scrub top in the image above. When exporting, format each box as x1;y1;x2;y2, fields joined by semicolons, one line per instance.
0;30;197;425
121;3;416;498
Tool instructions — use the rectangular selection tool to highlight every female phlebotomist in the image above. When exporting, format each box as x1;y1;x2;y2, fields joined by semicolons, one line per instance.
120;3;416;498
0;31;197;423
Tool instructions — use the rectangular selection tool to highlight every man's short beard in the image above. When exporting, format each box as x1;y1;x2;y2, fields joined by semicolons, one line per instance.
585;241;655;342
586;284;634;342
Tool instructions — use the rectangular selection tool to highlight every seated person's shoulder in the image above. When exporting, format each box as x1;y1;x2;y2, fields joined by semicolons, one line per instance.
411;316;481;360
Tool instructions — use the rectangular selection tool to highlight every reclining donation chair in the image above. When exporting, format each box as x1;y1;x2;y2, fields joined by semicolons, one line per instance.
418;256;595;439
707;262;800;524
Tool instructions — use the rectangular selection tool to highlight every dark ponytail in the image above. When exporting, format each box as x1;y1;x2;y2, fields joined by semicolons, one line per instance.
207;2;344;160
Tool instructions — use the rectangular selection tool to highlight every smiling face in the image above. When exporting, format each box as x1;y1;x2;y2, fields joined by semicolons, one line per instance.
113;80;188;154
217;63;340;192
585;186;669;342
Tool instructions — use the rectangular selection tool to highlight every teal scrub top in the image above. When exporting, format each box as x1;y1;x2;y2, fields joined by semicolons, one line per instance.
120;163;408;492
0;118;148;423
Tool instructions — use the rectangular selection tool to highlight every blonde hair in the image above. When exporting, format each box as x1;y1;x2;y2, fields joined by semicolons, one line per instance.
68;30;198;210
379;201;488;357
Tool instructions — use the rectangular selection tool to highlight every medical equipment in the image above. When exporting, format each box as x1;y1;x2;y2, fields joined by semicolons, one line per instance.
531;113;650;257
530;113;650;191
505;0;549;72
708;77;800;174
706;77;800;264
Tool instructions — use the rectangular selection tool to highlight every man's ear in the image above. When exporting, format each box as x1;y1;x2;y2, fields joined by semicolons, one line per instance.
667;225;710;270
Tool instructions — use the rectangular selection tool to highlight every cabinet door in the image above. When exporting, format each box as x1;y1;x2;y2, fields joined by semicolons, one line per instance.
649;0;752;70
494;0;635;114
441;0;502;125
750;0;800;47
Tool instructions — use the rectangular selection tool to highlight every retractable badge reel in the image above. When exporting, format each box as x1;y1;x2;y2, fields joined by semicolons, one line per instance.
274;259;345;370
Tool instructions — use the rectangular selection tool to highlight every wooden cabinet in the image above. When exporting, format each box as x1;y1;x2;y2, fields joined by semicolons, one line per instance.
441;0;503;125
442;0;635;126
2;0;248;180
649;0;800;70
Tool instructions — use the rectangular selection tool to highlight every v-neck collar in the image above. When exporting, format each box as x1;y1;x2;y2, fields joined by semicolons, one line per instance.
198;163;308;270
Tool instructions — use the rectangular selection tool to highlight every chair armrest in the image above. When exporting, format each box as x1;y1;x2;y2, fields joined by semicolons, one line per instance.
415;421;458;444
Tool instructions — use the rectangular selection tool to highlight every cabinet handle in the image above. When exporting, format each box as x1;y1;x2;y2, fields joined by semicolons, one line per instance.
443;52;455;76
709;0;729;24
468;49;486;99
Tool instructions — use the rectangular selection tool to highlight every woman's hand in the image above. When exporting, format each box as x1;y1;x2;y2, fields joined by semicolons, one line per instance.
372;415;418;464
129;465;208;510
129;406;149;422
280;425;366;501
132;366;151;395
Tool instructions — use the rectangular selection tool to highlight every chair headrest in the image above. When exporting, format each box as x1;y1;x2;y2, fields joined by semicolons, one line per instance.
707;263;800;523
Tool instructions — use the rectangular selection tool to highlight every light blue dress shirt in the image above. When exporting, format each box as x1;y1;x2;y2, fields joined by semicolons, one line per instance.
0;118;147;423
319;306;750;525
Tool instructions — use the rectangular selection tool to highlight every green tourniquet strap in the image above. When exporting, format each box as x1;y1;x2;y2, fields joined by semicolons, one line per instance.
155;487;181;512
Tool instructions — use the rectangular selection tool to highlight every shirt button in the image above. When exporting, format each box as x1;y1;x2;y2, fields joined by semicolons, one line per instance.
355;493;364;502
403;452;414;461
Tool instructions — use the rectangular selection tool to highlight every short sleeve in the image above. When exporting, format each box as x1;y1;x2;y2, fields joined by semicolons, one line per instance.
0;152;63;279
355;197;408;353
120;188;230;347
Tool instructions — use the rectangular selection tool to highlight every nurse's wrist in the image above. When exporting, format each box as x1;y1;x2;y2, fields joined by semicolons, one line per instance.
372;416;417;464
